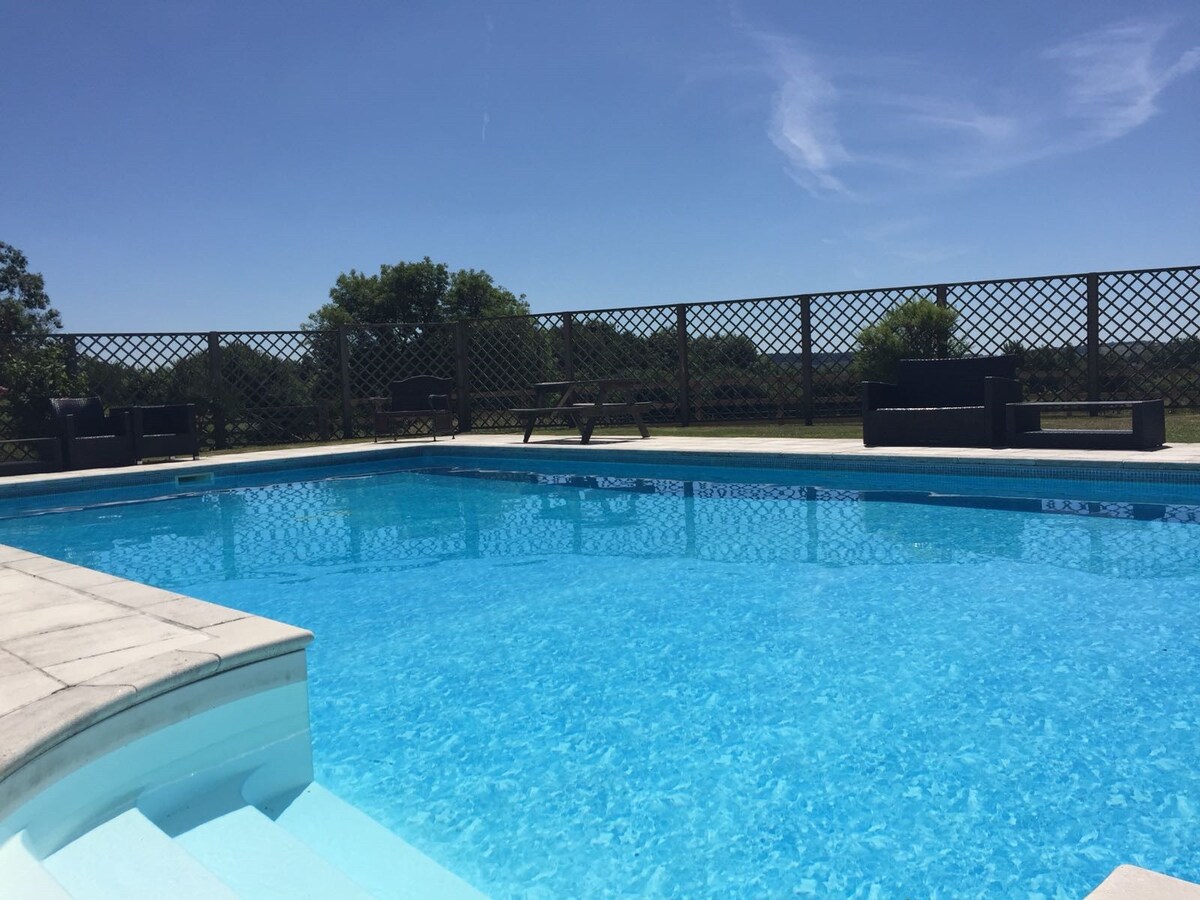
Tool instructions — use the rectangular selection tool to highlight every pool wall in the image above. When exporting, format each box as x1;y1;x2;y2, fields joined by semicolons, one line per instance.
1;654;310;855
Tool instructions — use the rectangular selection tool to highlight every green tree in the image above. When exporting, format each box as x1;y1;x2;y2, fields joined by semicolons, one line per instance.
854;297;963;382
445;268;529;321
689;334;759;374
1001;338;1089;399
1;242;62;334
167;343;314;444
305;257;529;329
570;320;650;377
304;258;536;417
0;243;81;435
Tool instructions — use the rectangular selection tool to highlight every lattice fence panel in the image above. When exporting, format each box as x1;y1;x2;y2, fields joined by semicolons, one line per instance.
686;298;804;421
4;264;1200;453
570;305;679;423
218;332;339;446
1098;267;1200;407
809;288;914;417
345;324;458;437
950;276;1088;402
467;315;560;430
73;333;215;444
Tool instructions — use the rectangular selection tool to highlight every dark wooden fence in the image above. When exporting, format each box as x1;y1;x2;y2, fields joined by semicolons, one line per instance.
1;264;1197;453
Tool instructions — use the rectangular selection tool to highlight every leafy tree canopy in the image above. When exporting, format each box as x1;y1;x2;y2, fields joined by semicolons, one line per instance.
305;257;529;329
0;242;78;433
1;242;62;335
855;297;963;381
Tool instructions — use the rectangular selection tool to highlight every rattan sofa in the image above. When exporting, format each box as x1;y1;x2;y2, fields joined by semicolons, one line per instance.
861;356;1021;448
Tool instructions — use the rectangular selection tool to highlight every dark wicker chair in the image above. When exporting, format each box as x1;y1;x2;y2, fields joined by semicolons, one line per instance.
862;356;1021;448
50;397;136;470
112;404;200;461
373;376;457;442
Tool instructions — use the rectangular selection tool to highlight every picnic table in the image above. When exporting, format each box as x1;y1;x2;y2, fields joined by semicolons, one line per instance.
510;378;653;443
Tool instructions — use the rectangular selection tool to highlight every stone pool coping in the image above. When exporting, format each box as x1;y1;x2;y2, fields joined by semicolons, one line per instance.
4;433;1200;496
2;433;1200;895
0;544;312;792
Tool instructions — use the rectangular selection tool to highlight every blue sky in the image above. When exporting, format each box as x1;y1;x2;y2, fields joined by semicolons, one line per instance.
3;0;1198;332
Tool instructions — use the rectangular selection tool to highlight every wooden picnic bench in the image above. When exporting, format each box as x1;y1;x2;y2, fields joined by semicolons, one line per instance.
510;378;653;443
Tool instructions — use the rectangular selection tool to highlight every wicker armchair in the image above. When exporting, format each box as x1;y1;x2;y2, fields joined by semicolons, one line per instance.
50;397;136;470
112;404;200;461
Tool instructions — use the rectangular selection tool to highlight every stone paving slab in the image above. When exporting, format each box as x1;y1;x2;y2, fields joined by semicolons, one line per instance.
0;599;130;643
5;615;195;669
44;634;213;685
1089;865;1200;899
0;670;63;718
0;648;33;678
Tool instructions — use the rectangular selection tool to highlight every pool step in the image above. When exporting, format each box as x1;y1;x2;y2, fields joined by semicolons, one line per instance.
0;834;72;899
18;784;486;899
273;783;486;899
174;803;375;899
43;808;238;900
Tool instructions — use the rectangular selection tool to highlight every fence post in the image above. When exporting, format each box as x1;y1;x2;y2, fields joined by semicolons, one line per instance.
561;313;575;381
338;326;354;439
800;296;814;426
676;304;690;425
935;284;949;358
454;321;472;432
1086;273;1100;402
63;335;79;380
207;332;226;450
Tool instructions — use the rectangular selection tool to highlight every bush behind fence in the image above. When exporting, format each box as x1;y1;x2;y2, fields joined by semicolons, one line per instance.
1;265;1197;450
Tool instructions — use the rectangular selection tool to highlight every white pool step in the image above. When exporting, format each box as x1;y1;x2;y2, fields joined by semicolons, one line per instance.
17;783;487;899
174;803;375;899
43;808;238;900
0;834;72;899
273;783;486;899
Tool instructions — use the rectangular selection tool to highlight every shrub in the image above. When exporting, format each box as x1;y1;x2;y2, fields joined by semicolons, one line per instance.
854;298;962;382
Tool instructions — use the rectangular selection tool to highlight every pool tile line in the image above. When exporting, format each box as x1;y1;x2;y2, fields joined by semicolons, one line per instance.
5;434;1200;503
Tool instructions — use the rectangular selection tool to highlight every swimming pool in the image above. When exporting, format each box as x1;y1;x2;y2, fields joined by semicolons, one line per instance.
3;450;1200;897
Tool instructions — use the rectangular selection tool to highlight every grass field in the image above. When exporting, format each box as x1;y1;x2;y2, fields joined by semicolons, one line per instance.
604;410;1200;443
209;410;1200;455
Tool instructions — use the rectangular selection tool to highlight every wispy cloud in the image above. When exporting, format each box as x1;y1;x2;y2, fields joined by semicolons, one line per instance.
758;35;850;195
742;19;1200;197
1046;22;1200;142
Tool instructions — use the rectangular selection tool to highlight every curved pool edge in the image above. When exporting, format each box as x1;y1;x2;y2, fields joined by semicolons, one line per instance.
0;543;314;824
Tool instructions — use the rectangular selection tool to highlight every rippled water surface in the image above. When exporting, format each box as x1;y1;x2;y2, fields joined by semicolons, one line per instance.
4;456;1200;898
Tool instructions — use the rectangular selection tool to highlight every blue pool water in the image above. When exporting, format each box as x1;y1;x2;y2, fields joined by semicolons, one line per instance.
4;454;1200;897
